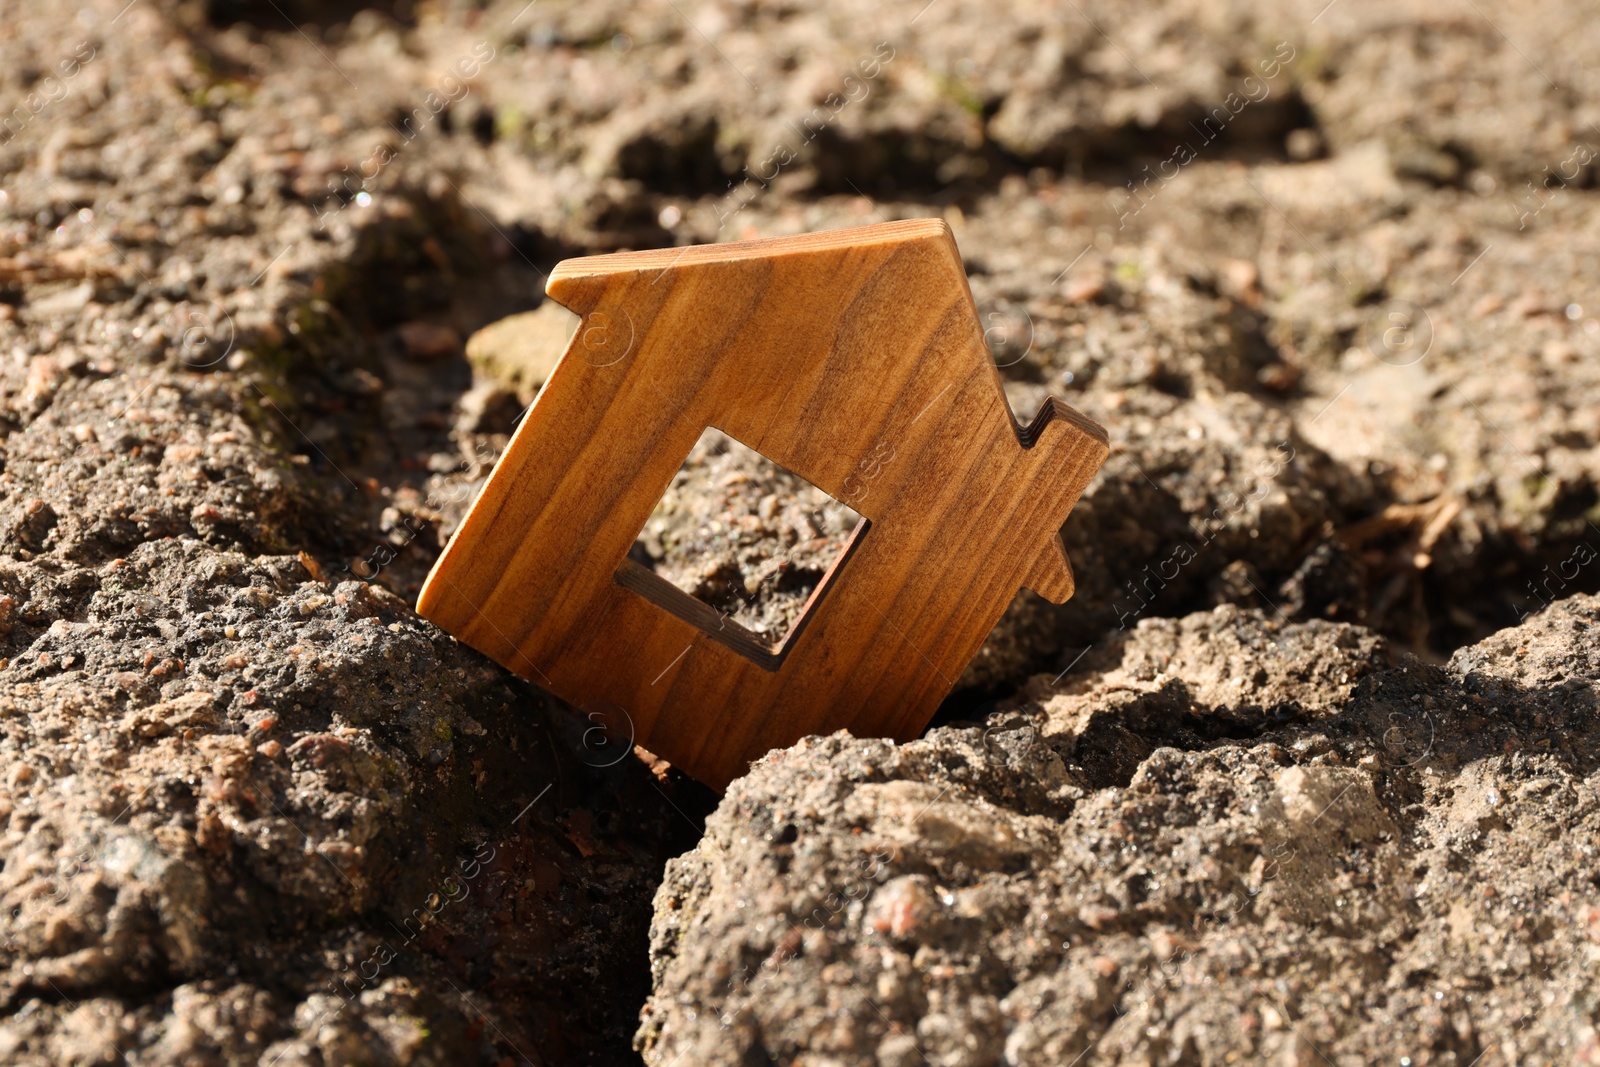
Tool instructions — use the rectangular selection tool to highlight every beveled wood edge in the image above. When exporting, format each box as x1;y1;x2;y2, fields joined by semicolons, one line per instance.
547;218;951;282
1020;395;1110;448
612;515;871;672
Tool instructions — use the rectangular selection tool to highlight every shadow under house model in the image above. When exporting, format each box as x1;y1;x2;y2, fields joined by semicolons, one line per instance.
418;219;1110;790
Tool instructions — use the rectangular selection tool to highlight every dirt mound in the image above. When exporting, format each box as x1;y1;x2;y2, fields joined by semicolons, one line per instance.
640;599;1600;1065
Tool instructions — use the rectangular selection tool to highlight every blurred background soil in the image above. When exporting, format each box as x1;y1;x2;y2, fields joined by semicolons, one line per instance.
0;0;1597;1063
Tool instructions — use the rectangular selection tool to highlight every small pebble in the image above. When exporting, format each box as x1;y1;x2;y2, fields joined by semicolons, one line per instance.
397;321;462;360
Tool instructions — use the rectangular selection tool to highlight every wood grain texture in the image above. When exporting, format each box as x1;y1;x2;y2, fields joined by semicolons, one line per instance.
417;219;1109;790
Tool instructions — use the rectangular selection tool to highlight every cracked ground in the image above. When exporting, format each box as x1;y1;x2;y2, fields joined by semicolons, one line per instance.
1;0;1599;1064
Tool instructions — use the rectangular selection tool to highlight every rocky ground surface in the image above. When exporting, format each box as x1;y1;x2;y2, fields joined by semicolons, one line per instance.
0;0;1597;1064
642;600;1600;1066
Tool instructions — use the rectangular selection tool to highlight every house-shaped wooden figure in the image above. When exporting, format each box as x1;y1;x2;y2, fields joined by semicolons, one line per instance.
418;219;1109;789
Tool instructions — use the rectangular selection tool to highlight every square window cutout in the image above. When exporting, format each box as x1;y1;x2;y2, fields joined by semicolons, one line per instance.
616;427;868;671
